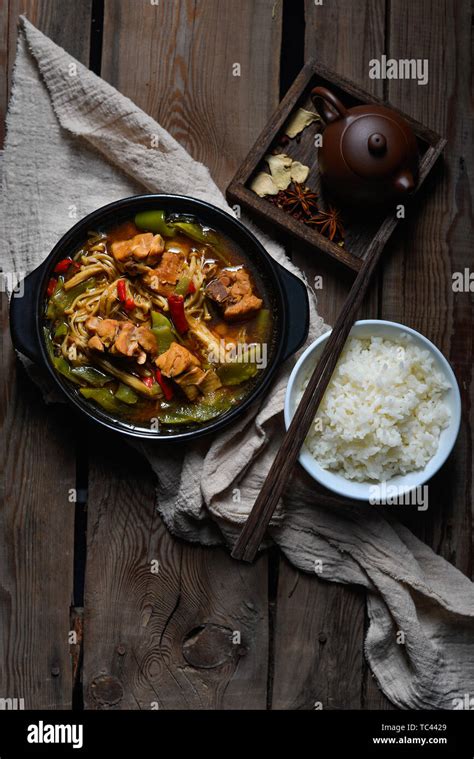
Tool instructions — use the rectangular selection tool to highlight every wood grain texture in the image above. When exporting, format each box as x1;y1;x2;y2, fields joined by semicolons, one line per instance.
271;0;392;710
83;438;268;709
1;0;470;714
84;0;283;709
300;0;385;325
4;0;92;117
1;0;92;708
0;0;8;145
101;0;283;189
272;558;366;710
380;0;473;577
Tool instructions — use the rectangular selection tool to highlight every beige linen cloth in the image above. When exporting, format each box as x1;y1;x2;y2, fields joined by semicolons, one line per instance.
2;18;474;710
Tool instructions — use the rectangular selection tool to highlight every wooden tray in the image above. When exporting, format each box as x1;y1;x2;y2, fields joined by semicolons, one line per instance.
226;60;446;272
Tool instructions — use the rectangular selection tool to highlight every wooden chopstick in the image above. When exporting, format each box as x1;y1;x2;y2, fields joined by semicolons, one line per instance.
231;231;390;562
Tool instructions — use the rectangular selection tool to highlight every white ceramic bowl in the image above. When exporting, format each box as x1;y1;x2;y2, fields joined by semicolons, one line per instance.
284;320;462;501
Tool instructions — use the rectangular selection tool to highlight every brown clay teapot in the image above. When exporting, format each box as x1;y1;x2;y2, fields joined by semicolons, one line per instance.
311;86;419;208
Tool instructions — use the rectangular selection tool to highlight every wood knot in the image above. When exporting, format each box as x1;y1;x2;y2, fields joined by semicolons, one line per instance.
89;675;123;706
318;632;327;644
182;624;243;669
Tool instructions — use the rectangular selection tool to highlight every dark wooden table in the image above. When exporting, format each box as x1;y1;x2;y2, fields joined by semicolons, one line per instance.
1;0;472;710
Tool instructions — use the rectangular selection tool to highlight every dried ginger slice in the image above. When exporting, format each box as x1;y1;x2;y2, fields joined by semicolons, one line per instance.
265;153;293;190
284;107;320;138
290;161;310;184
250;172;279;197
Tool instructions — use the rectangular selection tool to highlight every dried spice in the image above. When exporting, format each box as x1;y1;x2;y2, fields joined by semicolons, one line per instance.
307;206;345;242
250;172;279;197
290;161;310;184
265;153;293;190
251;156;311;198
284;108;321;139
268;185;345;244
269;182;319;219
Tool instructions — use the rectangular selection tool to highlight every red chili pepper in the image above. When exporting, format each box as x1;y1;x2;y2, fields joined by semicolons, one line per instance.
187;281;196;294
142;376;154;389
117;280;127;302
167;294;188;334
46;277;57;297
155;369;174;401
54;257;73;274
124;298;135;311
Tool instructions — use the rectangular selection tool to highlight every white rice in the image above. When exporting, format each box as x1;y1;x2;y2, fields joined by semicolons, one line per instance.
301;334;451;482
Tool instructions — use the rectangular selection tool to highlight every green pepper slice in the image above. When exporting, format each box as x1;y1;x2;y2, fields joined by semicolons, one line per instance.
54;322;68;339
134;210;176;237
53;356;84;385
216;361;258;386
151;311;176;354
174;274;191;296
80;387;128;414
70;365;113;387
115;383;138;405
151;311;173;329
43;327;55;361
151;326;175;354
254;309;270;342
158;390;241;425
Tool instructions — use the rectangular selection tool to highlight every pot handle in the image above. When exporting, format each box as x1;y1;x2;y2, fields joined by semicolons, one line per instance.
276;264;309;362
9;265;45;363
311;86;347;124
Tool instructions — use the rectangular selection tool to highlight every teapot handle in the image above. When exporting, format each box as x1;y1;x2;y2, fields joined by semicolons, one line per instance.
311;86;347;124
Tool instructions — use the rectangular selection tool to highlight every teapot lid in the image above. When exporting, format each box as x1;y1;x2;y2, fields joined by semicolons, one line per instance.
342;114;409;178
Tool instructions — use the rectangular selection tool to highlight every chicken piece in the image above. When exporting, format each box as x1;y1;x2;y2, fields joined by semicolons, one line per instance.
87;335;105;352
205;267;263;321
86;317;157;362
86;316;100;331
107;221;138;243
174;366;222;400
186;316;227;362
174;366;207;400
223;293;263;321
155;342;200;378
110;233;165;269
136;326;158;355
86;317;120;347
112;322;140;357
200;369;222;394
112;324;157;362
143;251;186;296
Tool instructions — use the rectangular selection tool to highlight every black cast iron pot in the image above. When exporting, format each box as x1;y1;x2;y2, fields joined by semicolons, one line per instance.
10;195;309;441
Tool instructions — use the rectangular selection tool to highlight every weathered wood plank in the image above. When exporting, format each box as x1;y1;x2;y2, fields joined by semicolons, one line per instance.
297;0;384;325
271;556;366;710
83;0;283;709
84;438;268;709
0;0;8;145
0;0;92;709
271;0;390;710
101;0;283;188
381;0;473;577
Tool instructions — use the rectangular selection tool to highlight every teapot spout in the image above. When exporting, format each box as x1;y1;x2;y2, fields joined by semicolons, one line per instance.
394;170;415;194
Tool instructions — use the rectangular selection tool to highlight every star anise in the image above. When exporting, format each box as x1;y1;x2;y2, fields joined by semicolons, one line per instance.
268;183;319;220
307;205;345;242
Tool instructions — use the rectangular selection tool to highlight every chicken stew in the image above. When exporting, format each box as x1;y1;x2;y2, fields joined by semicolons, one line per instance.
43;211;274;430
